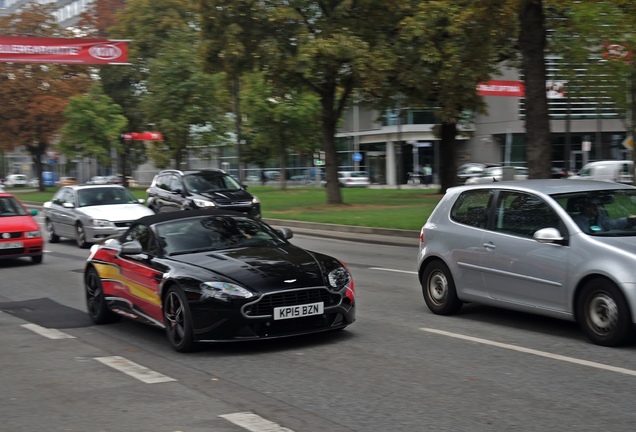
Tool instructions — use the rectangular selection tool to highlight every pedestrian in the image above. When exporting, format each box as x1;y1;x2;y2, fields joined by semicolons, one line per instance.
260;170;267;186
423;164;432;187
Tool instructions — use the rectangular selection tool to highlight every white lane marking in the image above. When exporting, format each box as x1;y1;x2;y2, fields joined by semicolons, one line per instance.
21;323;75;339
95;356;177;384
220;412;294;432
368;267;417;275
421;328;636;377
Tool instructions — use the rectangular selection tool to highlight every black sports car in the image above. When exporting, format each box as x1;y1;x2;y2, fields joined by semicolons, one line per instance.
84;209;356;352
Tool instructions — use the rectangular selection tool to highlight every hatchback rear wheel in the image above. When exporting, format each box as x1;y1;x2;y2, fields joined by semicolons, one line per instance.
577;279;633;347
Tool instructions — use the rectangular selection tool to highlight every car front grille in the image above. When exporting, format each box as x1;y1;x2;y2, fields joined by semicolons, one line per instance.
242;287;342;318
114;221;134;228
0;232;22;239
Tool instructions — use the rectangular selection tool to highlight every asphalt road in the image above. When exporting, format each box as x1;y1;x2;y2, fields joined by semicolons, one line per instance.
2;216;636;431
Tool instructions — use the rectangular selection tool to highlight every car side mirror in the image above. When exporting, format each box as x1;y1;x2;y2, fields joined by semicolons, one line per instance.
534;227;566;245
277;227;293;240
121;240;143;255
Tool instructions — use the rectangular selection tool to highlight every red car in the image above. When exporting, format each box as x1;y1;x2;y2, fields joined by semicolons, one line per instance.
0;192;44;264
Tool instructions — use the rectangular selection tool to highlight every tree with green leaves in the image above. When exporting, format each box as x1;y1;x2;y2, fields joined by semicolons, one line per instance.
548;0;636;180
59;83;128;173
0;3;92;191
241;72;322;190
199;1;402;204
197;0;271;183
390;0;518;192
140;28;232;169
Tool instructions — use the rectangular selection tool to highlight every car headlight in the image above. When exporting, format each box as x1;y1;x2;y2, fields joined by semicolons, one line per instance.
328;267;351;291
252;196;260;204
200;282;254;302
193;199;215;208
90;219;114;227
25;230;42;238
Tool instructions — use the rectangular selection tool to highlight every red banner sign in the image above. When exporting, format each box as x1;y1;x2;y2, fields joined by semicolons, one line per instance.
0;36;129;65
477;80;525;97
123;132;164;141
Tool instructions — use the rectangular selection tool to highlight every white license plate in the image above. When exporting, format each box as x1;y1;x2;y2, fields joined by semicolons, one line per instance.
273;302;324;320
0;241;23;249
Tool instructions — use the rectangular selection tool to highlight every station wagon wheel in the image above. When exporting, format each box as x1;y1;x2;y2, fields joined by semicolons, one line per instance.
577;279;633;347
76;223;89;249
31;255;43;264
421;260;463;315
85;267;120;324
163;285;195;352
46;219;59;243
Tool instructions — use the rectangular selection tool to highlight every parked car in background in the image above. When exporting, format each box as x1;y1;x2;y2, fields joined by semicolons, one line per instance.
456;163;500;185
418;179;636;347
146;169;261;219
43;185;154;248
86;176;109;185
105;175;124;185
83;209;356;352
568;160;633;184
0;192;43;263
27;178;39;188
58;177;78;186
4;174;28;187
464;166;528;184
337;171;371;187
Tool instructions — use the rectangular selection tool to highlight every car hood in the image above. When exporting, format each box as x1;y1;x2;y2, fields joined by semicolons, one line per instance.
170;243;328;292
590;236;636;253
0;215;39;231
80;204;154;221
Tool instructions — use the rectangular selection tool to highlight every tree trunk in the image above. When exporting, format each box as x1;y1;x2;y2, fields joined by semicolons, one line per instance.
27;142;47;192
321;91;343;205
438;122;458;194
519;0;551;179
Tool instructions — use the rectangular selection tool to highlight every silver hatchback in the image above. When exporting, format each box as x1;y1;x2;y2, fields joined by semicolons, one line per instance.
418;179;636;347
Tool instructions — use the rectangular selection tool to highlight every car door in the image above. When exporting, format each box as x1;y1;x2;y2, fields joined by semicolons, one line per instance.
481;190;569;312
114;224;166;324
447;189;493;298
156;174;185;212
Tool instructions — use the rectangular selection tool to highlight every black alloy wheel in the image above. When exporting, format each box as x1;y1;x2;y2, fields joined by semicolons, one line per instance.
163;285;196;353
85;267;120;324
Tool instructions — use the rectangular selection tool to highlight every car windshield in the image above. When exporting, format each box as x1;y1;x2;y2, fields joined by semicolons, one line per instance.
554;189;636;236
156;215;286;255
184;173;242;193
77;188;139;207
0;197;28;216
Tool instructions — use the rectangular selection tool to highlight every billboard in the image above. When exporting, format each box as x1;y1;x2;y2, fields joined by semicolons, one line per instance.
0;36;129;65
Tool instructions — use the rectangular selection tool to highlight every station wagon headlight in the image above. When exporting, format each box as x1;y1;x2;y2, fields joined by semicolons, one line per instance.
90;219;114;227
25;230;42;238
252;196;260;204
193;199;215;208
200;281;254;302
328;267;351;291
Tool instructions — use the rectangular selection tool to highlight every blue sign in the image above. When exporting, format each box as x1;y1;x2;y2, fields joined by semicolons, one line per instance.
353;152;362;162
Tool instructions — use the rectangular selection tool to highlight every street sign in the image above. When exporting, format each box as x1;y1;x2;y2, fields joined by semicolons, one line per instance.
353;152;362;162
314;151;325;166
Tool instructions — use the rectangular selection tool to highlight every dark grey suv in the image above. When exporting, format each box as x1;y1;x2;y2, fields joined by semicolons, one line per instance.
146;169;261;219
